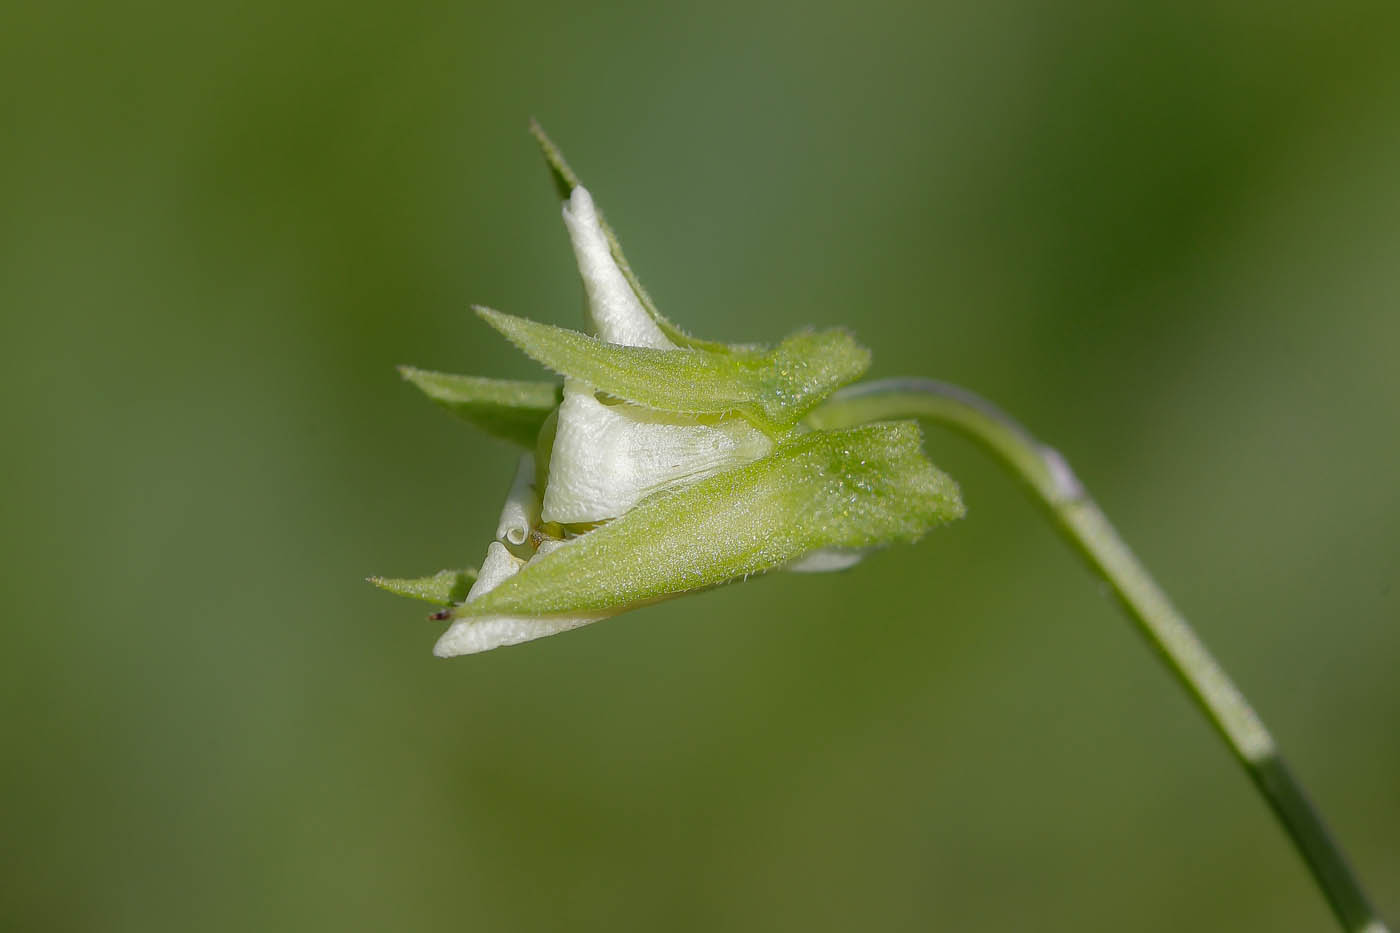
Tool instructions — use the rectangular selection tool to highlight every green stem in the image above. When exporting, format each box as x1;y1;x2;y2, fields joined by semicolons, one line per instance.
809;378;1388;933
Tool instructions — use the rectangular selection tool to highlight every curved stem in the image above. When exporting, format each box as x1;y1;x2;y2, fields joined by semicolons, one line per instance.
809;378;1388;933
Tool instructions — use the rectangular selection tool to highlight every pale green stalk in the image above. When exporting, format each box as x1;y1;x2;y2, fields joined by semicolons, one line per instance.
808;378;1388;933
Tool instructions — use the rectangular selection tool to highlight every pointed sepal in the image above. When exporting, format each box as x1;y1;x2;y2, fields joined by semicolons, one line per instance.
368;568;478;606
399;366;562;448
474;307;870;435
455;421;963;620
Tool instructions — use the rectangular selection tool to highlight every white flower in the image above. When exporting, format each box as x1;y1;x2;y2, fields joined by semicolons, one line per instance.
434;186;773;656
379;134;962;658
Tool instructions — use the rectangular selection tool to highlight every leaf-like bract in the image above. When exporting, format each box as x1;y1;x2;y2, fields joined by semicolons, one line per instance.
458;421;963;618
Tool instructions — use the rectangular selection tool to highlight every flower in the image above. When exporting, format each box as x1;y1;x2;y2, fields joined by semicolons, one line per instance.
371;126;965;656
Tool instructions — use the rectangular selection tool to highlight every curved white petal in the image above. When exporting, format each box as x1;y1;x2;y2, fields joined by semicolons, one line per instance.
561;186;672;349
495;453;538;547
541;380;773;524
435;612;602;656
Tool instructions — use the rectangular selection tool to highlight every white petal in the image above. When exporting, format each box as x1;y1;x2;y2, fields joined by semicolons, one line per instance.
495;453;538;547
561;186;673;349
541;380;774;524
785;547;869;573
433;539;610;657
434;613;603;656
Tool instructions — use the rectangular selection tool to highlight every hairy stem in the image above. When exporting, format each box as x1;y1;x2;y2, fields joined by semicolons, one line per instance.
809;378;1387;933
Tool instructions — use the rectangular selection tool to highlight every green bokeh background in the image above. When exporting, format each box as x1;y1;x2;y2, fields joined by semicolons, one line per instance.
3;1;1397;929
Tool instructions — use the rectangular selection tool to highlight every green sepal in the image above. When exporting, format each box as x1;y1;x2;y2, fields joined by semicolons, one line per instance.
368;568;477;605
399;366;562;448
529;118;579;202
457;421;963;618
475;307;870;436
528;120;733;354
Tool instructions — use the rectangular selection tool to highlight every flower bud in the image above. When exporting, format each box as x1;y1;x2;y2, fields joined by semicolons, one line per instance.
373;129;965;655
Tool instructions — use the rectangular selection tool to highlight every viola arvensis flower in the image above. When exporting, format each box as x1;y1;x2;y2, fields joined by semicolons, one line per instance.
371;124;965;656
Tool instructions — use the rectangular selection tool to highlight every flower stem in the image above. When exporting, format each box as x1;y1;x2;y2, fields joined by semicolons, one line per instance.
809;378;1388;933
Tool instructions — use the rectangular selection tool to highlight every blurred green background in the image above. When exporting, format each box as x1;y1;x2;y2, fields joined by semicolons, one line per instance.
3;0;1397;929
